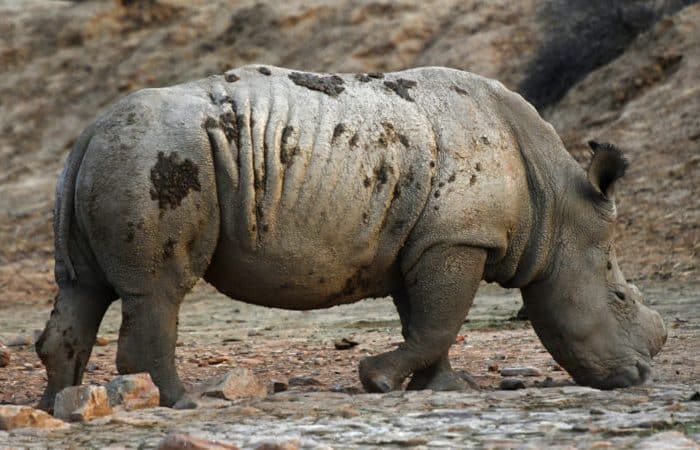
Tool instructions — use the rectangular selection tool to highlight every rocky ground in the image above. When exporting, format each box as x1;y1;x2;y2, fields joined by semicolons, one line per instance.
1;0;699;448
1;283;699;448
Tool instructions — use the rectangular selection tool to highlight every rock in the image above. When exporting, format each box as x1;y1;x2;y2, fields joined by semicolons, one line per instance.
636;431;698;449
95;336;110;346
271;378;289;393
201;368;267;400
157;433;239;450
5;335;31;347
500;367;542;377
0;345;9;367
106;373;160;410
0;405;68;430
253;439;300;450
333;337;358;350
499;378;526;390
54;385;112;422
288;376;322;387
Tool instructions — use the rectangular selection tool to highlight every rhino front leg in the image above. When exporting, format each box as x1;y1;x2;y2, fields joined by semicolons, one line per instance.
117;292;186;407
359;245;486;392
37;282;116;411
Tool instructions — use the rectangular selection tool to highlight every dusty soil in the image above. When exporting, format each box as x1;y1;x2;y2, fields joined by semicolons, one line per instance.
1;0;699;448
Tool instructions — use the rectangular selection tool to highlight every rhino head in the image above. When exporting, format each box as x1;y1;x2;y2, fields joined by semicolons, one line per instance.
522;140;667;389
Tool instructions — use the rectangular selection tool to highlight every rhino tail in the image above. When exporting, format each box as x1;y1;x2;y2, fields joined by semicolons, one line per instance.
55;123;96;282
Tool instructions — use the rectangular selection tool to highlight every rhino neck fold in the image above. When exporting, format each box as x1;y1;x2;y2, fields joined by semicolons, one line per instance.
492;91;583;289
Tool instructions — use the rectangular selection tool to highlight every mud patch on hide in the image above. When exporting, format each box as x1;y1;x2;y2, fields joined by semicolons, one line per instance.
224;72;240;82
288;72;345;97
280;125;300;165
332;123;347;144
355;72;384;83
451;85;468;96
378;122;409;147
163;238;176;260
384;78;417;102
150;152;201;210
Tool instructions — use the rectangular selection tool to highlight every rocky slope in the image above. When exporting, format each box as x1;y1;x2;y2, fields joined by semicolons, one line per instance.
0;0;697;303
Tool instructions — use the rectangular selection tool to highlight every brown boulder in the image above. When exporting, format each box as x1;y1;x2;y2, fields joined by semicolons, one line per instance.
0;405;68;430
106;373;160;410
53;385;112;422
201;368;267;400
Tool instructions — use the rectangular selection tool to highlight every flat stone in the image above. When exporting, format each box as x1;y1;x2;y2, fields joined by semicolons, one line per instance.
636;431;698;449
288;376;322;387
157;433;240;450
106;373;160;410
0;405;68;430
499;378;526;390
5;335;32;347
201;368;267;400
54;385;112;422
500;367;542;377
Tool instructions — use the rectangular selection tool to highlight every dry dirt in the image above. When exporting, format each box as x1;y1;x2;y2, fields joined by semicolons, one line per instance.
0;0;699;448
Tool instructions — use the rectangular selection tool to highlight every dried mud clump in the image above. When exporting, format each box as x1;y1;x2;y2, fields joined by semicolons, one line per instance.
383;78;417;102
288;72;345;97
149;151;201;210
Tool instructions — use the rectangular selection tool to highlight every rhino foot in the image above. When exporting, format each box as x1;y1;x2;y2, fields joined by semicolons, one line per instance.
407;356;480;391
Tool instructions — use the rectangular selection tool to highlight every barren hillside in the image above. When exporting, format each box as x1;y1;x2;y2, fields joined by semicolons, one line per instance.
1;0;697;304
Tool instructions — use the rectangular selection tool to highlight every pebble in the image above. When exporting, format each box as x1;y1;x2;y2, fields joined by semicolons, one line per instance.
201;368;267;400
95;336;110;346
487;362;499;372
22;363;34;371
156;433;239;450
272;378;289;393
333;337;358;350
106;373;160;410
499;378;526;390
0;405;68;430
53;385;112;422
500;367;542;377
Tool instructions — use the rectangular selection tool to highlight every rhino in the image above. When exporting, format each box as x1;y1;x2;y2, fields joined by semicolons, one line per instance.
36;65;667;410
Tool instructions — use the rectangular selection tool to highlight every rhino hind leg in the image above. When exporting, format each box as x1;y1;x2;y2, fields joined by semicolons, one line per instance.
358;245;486;392
117;292;185;407
37;279;116;412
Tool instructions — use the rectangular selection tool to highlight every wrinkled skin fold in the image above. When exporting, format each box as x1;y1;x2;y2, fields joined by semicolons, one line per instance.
36;66;666;411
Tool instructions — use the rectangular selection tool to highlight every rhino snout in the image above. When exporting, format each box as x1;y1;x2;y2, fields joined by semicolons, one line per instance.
582;358;652;390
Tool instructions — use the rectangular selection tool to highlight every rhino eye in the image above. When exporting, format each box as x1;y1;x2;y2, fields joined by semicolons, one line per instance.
614;290;626;301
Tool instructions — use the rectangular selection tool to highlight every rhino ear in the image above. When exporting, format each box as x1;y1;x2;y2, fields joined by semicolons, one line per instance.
587;140;628;200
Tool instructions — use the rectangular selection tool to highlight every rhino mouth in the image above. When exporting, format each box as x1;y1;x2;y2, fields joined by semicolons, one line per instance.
575;359;652;390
